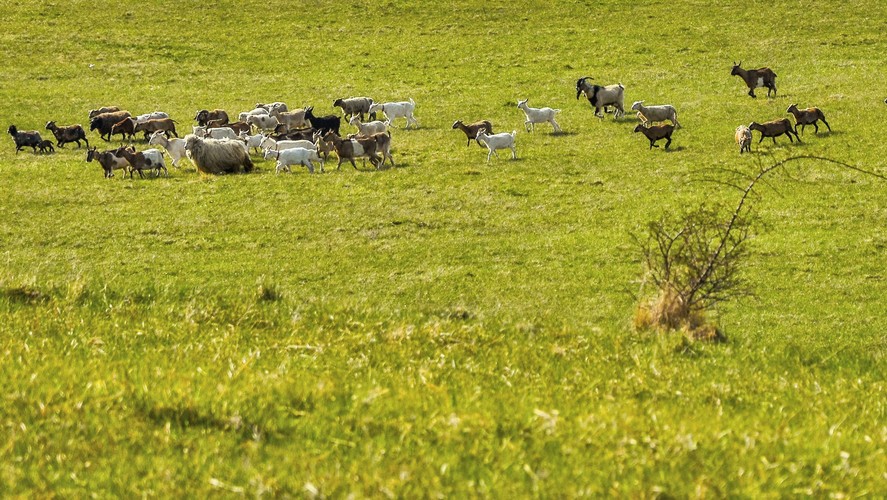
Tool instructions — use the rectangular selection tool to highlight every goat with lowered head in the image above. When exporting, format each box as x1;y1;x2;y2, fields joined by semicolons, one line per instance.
452;120;493;147
786;104;831;134
633;123;675;150
475;128;517;162
8;125;43;153
731;61;777;98
631;101;680;128
258;135;316;153
45;121;89;148
517;99;561;132
748;118;799;144
195;109;229;126
134;118;178;140
576;76;625;119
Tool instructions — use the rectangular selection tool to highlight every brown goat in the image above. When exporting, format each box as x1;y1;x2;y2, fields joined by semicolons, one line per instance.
786;104;831;134
748;119;800;144
86;146;131;178
195;109;229;126
110;118;136;141
453;120;494;147
134;118;178;140
90;111;132;141
633;124;674;150
322;130;381;170
731;62;777;98
45;121;89;148
88;106;120;119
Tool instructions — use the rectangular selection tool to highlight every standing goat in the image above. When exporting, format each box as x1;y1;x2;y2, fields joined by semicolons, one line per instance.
786;104;831;134
576;77;625;119
735;125;752;154
45;121;89;148
475;128;517;162
517;99;561;132
731;62;777;98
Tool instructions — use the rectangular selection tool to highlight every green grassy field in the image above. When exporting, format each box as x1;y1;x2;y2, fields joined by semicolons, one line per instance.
1;0;885;496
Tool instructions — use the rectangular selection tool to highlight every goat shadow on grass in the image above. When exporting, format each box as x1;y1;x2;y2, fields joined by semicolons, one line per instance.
547;130;578;137
664;146;686;153
797;129;841;138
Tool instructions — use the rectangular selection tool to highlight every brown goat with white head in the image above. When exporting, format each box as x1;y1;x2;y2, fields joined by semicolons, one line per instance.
748;119;800;144
786;104;831;134
731;61;777;98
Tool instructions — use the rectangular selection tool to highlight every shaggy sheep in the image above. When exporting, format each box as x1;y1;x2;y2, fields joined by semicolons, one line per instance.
631;101;681;128
786;104;831;134
7;125;43;153
195;109;229;126
749;119;800;144
184;134;254;174
452;120;493;147
475;128;517;162
731;62;777;98
45;121;89;148
735;125;752;154
517;99;561;132
633;123;675;150
576;77;625;119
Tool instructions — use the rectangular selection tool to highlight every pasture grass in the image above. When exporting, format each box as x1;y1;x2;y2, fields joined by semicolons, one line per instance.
1;0;885;496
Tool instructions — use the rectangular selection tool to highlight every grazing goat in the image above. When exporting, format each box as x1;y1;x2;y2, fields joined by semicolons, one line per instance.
304;107;341;135
731;62;777;98
37;140;55;153
475;128;517;162
86;146;130;178
270;108;308;131
90;111;132;141
633;124;675;150
333;97;375;121
8;125;43;153
149;131;189;168
45;121;89;148
134;111;169;124
517;99;561;132
749;119;800;144
786;104;831;134
368;99;419;129
134;118;178;140
195;109;229;126
349;116;387;137
110;118;136;142
452;120;493;147
735;125;752;154
184;134;254;174
246;114;279;133
576;77;625;119
264;147;324;174
88;106;120;119
322;130;381;169
631;101;680;128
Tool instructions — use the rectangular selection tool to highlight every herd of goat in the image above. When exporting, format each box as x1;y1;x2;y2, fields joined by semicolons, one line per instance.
6;63;879;177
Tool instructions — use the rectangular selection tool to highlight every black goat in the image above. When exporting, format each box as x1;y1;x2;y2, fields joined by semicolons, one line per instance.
7;125;43;153
304;107;341;136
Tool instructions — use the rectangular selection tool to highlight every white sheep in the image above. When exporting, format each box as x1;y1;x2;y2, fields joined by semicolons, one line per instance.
134;111;170;125
475;128;517;162
368;99;419;129
517;99;561;132
148;131;189;168
631;101;681;128
349;116;388;137
263;147;324;174
258;135;316;152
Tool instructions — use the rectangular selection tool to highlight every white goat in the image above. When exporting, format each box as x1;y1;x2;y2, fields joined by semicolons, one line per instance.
148;131;189;168
246;114;279;133
237;131;266;154
270;108;309;130
237;108;270;123
193;126;238;140
631;101;680;128
263;147;324;174
475;128;516;162
259;135;316;152
368;99;419;129
134;111;169;125
349;116;388;137
735;125;752;154
517;99;561;132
